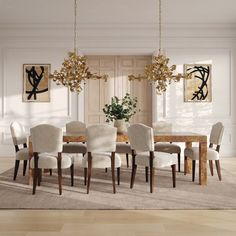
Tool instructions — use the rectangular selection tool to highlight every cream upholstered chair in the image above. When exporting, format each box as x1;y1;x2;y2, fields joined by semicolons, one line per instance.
82;124;121;194
30;124;74;195
128;123;177;193
116;122;131;168
153;121;181;172
10;122;30;180
63;121;87;155
184;122;224;182
116;142;132;167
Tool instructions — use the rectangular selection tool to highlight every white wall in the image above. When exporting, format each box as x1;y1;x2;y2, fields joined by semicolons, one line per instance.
0;23;235;156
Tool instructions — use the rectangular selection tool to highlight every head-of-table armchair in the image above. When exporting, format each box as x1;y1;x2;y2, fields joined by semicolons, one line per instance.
184;122;224;181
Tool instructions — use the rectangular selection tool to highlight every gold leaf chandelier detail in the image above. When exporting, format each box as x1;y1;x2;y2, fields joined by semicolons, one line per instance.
128;0;191;94
49;0;108;93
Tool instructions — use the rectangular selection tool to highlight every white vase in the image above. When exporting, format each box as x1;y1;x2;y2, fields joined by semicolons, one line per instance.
114;119;127;134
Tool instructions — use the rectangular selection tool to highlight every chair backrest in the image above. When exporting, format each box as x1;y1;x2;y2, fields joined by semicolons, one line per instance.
152;121;172;133
86;124;117;153
209;122;224;146
10;121;27;146
66;121;86;133
30;124;63;153
128;123;154;152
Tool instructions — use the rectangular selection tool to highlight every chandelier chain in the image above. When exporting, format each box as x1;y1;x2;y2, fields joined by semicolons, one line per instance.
159;0;162;52
74;0;77;53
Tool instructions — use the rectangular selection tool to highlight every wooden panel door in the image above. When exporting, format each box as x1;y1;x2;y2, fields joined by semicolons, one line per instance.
85;56;152;125
118;56;152;125
84;56;116;124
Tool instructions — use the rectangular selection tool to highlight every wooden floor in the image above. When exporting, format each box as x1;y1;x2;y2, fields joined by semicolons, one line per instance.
0;157;236;236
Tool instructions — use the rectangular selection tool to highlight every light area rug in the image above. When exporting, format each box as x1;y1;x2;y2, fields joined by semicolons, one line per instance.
0;164;236;209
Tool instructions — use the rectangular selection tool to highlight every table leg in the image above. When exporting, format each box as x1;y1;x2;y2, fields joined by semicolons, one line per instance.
28;167;33;185
185;142;192;174
199;141;207;185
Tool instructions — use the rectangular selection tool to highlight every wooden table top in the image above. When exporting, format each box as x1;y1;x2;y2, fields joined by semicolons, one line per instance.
63;132;207;143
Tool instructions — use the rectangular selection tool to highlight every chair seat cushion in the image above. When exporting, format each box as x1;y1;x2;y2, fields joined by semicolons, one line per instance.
30;153;73;169
16;148;30;160
82;152;121;168
136;151;177;168
116;143;132;154
184;147;219;160
154;143;181;154
62;143;87;153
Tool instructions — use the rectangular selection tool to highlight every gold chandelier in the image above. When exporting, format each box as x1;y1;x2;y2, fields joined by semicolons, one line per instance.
50;0;108;93
128;0;191;94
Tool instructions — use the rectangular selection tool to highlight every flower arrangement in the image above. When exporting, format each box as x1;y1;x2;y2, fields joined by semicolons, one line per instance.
103;93;139;123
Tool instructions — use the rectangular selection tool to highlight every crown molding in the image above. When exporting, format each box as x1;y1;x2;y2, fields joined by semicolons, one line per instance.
0;23;236;41
0;22;235;30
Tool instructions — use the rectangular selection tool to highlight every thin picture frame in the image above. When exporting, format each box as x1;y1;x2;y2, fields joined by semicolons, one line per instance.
23;64;51;102
184;64;212;102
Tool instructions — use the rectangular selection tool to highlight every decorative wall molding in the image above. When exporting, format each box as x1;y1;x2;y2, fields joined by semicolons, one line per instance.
0;23;236;41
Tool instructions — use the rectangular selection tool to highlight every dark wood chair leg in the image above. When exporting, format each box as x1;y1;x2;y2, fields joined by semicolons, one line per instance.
145;166;149;182
87;153;92;194
23;160;27;176
32;168;38;195
49;169;52;176
117;167;120;185
13;160;20;181
184;156;187;175
105;168;108;173
149;152;154;193
177;153;181;172
70;164;74;186
38;169;42;186
215;160;222;181
84;168;87;185
130;155;137;189
111;153;116;194
57;154;62;195
126;154;129;168
209;160;214;176
171;164;176;188
32;154;39;195
192;160;196;182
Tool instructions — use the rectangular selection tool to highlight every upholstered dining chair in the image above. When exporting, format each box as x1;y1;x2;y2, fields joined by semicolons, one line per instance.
116;142;132;168
10;121;30;180
115;122;131;169
62;121;87;155
153;121;181;172
128;123;177;193
184;122;224;182
82;124;121;194
30;124;74;195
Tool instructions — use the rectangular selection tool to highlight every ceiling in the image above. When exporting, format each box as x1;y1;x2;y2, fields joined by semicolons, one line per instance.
0;0;236;26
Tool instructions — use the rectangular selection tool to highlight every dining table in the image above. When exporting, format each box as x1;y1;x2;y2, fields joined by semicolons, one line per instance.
28;131;207;185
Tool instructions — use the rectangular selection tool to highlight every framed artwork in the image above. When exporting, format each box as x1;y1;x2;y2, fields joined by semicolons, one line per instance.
23;64;51;102
184;64;212;102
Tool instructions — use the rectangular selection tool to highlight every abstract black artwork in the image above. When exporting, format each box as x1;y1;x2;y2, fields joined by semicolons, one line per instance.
184;64;212;102
23;64;50;102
